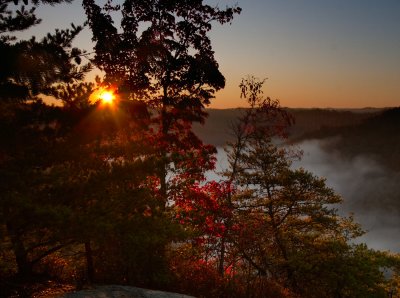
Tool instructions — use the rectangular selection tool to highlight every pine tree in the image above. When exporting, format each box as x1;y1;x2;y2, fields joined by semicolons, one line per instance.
0;0;91;279
218;77;400;297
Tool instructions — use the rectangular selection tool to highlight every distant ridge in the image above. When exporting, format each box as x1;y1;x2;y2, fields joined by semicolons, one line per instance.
291;107;400;171
193;107;382;147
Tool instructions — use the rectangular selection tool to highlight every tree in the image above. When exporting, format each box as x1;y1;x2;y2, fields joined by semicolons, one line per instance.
83;0;241;205
36;98;173;285
0;101;79;280
0;0;91;102
0;77;169;287
81;1;242;287
201;76;400;297
0;0;92;280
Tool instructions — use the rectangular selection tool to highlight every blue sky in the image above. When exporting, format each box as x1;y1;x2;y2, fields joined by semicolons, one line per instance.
210;0;400;108
15;0;400;108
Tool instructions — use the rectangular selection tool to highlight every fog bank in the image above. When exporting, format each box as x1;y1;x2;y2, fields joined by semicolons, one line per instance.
293;139;400;252
212;140;400;252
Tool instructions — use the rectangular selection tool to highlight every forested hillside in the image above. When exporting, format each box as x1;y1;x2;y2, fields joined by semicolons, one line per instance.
293;107;400;171
193;108;379;146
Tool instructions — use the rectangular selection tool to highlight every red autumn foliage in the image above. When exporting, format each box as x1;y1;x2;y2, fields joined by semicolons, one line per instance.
173;181;233;238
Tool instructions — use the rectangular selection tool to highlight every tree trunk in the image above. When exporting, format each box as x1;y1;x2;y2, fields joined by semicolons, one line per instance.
6;222;32;279
218;236;225;276
85;241;94;283
159;91;169;210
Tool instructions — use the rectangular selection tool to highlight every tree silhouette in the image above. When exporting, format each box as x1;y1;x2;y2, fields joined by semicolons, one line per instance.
0;0;92;280
1;0;91;102
83;0;241;205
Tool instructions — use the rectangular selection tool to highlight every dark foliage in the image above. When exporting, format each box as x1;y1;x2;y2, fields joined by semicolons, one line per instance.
2;0;400;297
292;107;400;171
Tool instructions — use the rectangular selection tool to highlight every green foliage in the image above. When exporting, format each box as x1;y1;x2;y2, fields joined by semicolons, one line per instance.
0;0;93;280
1;0;399;296
0;94;180;287
1;0;242;292
0;0;91;103
187;76;400;297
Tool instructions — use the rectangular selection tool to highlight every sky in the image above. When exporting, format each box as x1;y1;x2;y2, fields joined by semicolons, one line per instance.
15;0;400;109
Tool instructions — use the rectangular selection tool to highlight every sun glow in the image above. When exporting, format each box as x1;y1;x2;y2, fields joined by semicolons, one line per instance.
89;87;117;106
99;91;115;104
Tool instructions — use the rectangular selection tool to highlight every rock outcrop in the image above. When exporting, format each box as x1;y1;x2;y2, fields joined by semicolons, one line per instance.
60;285;195;298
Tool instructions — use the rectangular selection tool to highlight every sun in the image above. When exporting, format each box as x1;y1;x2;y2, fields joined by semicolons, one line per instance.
99;90;115;104
88;86;117;106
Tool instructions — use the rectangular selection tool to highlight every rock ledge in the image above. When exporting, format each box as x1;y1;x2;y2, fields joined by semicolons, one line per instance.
59;285;194;298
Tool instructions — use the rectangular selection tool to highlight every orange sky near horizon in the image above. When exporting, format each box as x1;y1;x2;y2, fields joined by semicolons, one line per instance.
14;0;400;109
208;0;400;109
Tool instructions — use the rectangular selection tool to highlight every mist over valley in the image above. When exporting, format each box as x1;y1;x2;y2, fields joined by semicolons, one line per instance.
197;107;400;252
